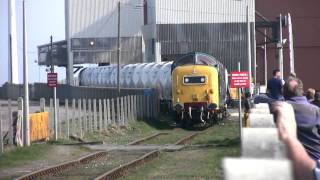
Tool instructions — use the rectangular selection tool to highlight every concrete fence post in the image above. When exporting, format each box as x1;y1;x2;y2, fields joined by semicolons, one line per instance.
99;99;102;131
0;112;3;153
121;97;125;126
83;99;87;133
72;99;76;135
78;99;82;137
65;99;69;139
133;95;137;121
56;98;60;138
93;99;97;131
129;96;133;121
124;97;127;125
107;99;111;126
88;99;93;132
40;98;45;112
49;98;53;133
111;98;115;125
116;97;120;126
103;99;107;130
8;99;13;145
17;97;24;146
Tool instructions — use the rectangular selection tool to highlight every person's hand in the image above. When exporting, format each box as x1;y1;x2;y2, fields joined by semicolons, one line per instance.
271;102;297;142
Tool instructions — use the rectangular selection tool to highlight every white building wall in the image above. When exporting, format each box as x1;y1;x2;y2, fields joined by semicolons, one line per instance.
67;0;144;38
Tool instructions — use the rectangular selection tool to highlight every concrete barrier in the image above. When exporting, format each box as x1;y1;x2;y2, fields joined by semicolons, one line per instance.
223;158;293;180
248;114;275;128
254;103;269;109
242;128;287;159
250;108;270;114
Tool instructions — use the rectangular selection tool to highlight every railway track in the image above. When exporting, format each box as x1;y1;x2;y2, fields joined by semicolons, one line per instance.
16;127;209;180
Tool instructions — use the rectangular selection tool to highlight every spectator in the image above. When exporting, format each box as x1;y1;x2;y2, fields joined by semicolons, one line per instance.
306;88;316;102
267;69;284;100
283;77;320;160
271;102;316;180
312;91;320;108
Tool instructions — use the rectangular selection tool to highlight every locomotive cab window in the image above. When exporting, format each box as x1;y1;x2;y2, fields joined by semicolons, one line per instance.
183;76;206;85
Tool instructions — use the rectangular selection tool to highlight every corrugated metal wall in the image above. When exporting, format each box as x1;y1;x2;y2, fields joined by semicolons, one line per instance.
145;0;255;71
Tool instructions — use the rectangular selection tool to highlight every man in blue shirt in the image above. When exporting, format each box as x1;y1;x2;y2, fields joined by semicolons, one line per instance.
283;77;320;160
267;69;284;100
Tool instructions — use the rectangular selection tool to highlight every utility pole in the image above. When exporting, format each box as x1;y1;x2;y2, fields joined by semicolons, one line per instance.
50;36;58;141
246;6;252;87
22;0;30;146
278;14;284;79
117;1;121;97
8;0;19;84
264;29;268;86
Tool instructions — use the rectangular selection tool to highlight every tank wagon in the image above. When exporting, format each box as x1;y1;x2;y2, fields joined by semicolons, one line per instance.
79;52;228;126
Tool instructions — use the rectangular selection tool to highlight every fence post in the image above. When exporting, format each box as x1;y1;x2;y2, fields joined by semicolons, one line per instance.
65;99;69;139
124;96;128;124
83;99;87;133
120;97;124;126
147;96;150;121
129;96;132;122
0;112;3;153
116;97;120;126
99;99;103;131
78;99;82;137
17;97;24;147
93;99;97;131
88;99;93;132
72;99;76;135
103;99;107;130
106;99;110;126
56;98;60;138
40;98;45;112
137;95;141;119
50;98;53;134
8;99;13;145
133;96;137;121
111;98;115;125
131;96;134;121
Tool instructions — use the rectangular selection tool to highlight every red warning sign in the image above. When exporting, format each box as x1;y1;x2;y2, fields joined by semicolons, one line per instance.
47;73;58;88
230;71;250;88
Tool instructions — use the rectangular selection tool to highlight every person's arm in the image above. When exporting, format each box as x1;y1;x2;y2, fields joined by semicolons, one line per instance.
272;102;316;180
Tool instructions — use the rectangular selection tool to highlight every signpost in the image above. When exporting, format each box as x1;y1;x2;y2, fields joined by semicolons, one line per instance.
230;64;250;145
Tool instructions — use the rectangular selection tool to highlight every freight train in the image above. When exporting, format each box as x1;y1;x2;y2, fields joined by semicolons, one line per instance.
79;52;228;127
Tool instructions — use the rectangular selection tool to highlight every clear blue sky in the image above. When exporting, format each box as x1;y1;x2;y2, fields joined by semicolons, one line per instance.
0;0;66;85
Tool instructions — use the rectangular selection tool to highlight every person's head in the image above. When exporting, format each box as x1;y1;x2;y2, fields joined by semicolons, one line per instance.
315;91;320;101
283;77;304;99
305;88;316;101
273;69;281;78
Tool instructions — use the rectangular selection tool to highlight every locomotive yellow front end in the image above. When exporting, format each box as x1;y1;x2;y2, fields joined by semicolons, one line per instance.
171;52;226;127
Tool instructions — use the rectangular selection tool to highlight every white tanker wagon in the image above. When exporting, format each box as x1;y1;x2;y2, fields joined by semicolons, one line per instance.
78;62;174;101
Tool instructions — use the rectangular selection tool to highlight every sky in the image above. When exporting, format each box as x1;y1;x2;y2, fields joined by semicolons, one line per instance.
0;0;66;85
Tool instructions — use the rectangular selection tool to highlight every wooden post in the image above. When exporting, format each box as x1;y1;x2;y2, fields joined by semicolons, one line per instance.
8;99;13;145
93;99;97;131
65;99;69;139
99;99;103;131
72;99;76;135
103;99;107;130
0;112;3;153
83;99;87;133
88;99;93;132
111;98;115;125
78;99;82;137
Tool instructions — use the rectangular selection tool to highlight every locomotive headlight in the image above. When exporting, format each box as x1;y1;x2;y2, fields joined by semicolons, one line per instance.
200;78;205;83
185;78;189;83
